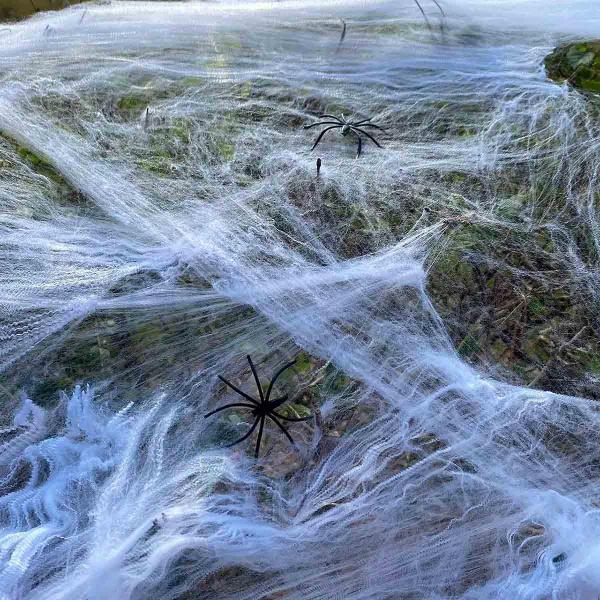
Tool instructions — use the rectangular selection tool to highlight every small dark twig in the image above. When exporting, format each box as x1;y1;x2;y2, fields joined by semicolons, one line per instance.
336;18;347;52
316;157;322;177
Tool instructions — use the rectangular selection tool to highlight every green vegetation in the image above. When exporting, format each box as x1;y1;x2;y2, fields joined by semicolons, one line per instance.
17;146;65;185
545;40;600;93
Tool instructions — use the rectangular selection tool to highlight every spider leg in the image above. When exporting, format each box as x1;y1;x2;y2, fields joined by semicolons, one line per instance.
272;410;313;422
354;133;362;158
246;355;265;403
356;122;386;132
318;114;343;123
311;125;341;151
431;0;445;16
218;375;260;406
352;118;372;126
254;416;265;458
267;413;296;448
265;360;296;403
204;402;256;418
225;416;260;447
413;0;433;31
304;121;342;130
267;394;288;410
351;126;383;148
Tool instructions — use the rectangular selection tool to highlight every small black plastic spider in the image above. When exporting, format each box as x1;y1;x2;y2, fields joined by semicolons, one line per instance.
205;355;312;458
304;114;384;158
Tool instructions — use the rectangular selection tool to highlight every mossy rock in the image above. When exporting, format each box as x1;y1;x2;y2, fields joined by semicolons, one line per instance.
0;133;95;213
17;146;65;184
0;0;88;22
545;40;600;93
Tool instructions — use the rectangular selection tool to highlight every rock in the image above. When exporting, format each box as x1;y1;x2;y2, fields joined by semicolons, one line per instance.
545;40;600;93
0;0;88;22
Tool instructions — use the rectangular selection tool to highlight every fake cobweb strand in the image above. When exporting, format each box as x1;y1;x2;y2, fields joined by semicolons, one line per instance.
0;1;599;599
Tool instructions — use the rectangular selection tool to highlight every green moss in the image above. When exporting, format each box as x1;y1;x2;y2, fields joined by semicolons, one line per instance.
18;147;44;166
528;297;550;318
234;81;252;100
135;117;195;175
0;135;96;212
131;323;165;349
279;403;312;419
116;77;203;119
457;126;476;137
215;140;235;160
166;118;190;143
584;353;600;374
32;377;73;407
324;363;351;393
362;23;409;35
179;76;204;89
522;335;551;363
545;40;600;94
457;331;481;358
205;55;229;71
136;156;173;176
29;327;116;407
17;146;65;184
294;351;312;373
117;96;147;112
108;270;163;296
497;194;526;221
65;345;111;379
580;78;600;92
349;210;368;231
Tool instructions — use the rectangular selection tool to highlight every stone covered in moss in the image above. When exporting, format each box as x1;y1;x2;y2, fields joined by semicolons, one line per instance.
545;40;600;93
0;0;88;22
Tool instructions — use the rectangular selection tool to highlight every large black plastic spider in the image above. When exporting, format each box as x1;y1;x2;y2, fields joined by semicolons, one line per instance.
205;355;312;458
304;114;384;158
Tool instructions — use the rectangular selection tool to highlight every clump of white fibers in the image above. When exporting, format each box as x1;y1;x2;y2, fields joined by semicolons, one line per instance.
1;0;600;598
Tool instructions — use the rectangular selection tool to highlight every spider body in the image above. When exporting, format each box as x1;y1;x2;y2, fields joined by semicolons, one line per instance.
303;113;384;158
205;355;312;458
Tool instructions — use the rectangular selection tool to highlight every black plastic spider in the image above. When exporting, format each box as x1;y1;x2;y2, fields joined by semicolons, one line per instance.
205;355;312;458
304;114;384;158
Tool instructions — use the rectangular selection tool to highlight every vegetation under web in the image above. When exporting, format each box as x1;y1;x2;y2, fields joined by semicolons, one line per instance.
0;1;599;599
